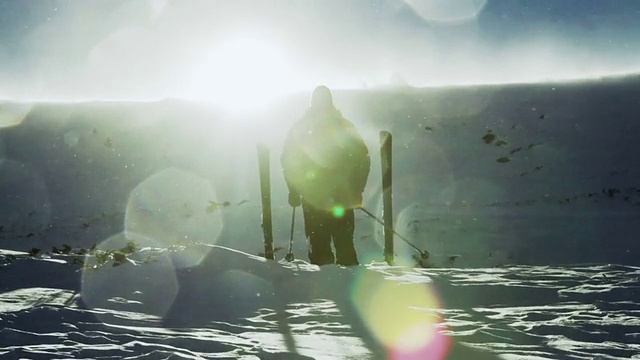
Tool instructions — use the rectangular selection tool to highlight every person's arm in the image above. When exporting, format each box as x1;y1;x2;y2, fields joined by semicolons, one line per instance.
345;122;371;194
354;138;370;194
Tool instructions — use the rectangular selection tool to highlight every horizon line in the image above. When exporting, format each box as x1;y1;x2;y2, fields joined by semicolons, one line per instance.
1;71;639;105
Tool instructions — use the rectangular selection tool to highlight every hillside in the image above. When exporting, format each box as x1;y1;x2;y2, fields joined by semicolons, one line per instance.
1;76;639;267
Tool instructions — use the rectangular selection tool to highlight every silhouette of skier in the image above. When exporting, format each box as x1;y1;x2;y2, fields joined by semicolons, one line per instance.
281;85;370;266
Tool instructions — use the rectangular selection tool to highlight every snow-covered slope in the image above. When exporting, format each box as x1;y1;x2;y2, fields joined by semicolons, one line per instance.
2;245;639;359
1;76;639;266
1;77;640;359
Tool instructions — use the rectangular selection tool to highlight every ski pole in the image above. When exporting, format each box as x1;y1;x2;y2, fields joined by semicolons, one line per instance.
358;206;430;260
285;207;296;262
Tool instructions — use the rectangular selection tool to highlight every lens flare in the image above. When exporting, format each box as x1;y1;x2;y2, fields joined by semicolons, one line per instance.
125;167;223;268
186;33;306;114
81;232;178;321
351;268;450;359
285;124;367;212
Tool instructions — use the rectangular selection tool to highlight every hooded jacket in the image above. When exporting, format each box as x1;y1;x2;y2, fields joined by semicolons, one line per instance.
281;101;370;211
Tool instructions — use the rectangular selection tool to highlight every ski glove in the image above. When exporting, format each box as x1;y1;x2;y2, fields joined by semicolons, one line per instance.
288;192;301;207
355;193;363;208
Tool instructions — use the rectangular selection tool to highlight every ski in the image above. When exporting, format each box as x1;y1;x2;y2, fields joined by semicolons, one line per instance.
380;131;394;265
378;131;429;265
257;143;275;260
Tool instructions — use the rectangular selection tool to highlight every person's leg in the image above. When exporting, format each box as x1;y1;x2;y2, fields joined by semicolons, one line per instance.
302;200;335;265
332;209;359;266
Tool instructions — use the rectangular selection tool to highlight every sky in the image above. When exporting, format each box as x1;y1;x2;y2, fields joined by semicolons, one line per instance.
0;0;639;108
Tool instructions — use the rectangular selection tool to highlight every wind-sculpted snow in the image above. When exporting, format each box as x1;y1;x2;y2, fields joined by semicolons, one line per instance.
1;248;638;359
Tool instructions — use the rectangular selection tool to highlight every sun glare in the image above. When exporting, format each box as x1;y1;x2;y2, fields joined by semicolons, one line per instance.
186;35;304;114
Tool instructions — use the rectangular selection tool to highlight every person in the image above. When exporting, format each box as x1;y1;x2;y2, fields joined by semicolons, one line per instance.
281;85;370;266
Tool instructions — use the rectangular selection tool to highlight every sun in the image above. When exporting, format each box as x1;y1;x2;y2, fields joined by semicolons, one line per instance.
186;35;304;114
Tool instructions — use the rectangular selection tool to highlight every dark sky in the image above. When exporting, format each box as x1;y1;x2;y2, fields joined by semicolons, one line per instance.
0;0;639;102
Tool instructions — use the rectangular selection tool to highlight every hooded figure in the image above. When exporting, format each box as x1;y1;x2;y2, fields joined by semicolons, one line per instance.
281;86;370;266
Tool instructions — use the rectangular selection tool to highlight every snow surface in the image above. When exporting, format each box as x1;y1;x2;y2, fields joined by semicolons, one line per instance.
1;76;640;358
1;248;639;359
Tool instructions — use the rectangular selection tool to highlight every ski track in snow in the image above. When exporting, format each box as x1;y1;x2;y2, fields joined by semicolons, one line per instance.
1;251;639;359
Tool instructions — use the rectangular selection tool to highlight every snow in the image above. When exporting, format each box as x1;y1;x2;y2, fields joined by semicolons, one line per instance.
1;76;640;359
1;250;639;359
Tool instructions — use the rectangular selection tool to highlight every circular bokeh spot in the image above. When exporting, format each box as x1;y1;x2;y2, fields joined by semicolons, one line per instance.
81;231;178;321
284;123;367;212
393;203;435;263
351;268;450;358
332;205;345;218
125;167;223;268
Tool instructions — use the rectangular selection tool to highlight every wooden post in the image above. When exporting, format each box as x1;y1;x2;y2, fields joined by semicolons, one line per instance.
257;144;274;260
380;131;393;265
